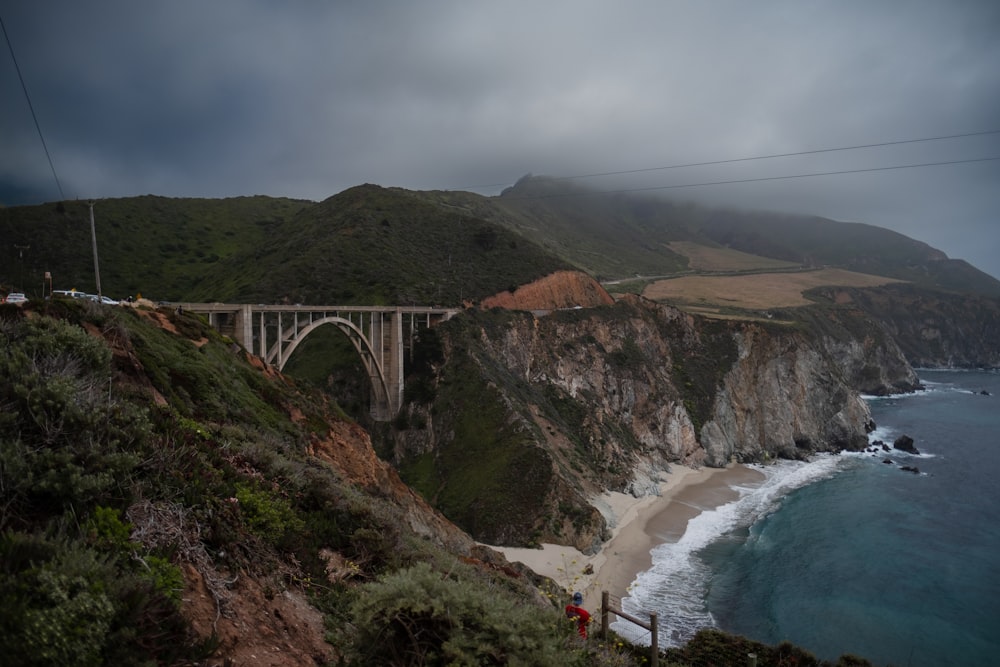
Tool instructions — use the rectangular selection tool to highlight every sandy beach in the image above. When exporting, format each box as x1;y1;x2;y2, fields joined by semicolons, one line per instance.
493;464;765;612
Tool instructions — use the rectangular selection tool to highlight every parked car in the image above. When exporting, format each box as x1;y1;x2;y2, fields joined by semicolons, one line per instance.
3;292;28;304
51;289;89;300
50;290;116;304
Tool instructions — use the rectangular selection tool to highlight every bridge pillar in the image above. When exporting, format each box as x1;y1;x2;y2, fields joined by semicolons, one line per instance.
233;304;253;350
389;309;403;416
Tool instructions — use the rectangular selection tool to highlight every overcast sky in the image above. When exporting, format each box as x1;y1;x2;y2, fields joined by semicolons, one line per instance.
3;1;999;279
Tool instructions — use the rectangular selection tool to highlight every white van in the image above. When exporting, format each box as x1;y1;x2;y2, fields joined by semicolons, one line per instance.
51;290;118;305
52;290;97;301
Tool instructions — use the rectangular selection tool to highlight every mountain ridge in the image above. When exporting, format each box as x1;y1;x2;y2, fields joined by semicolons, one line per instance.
4;177;999;303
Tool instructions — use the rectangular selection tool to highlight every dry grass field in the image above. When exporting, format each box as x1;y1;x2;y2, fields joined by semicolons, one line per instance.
643;268;903;310
668;241;801;272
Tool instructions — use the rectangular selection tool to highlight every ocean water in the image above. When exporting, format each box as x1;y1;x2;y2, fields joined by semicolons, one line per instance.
618;369;1000;666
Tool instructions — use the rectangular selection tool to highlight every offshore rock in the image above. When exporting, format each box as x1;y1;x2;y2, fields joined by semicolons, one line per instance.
892;434;919;455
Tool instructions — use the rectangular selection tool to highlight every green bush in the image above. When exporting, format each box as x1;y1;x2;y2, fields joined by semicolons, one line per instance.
234;481;305;541
0;535;116;667
0;317;148;524
344;561;572;665
83;507;184;604
84;505;132;550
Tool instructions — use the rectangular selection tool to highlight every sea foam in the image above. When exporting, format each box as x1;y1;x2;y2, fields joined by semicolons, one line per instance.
616;456;844;645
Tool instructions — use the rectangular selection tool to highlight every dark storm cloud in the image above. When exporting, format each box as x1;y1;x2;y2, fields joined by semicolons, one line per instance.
2;1;999;278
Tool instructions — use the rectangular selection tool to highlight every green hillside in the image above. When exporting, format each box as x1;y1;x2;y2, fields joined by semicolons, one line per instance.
416;177;702;280
1;187;571;306
475;176;1000;296
696;208;1000;295
0;196;310;300
194;184;572;305
4;177;999;305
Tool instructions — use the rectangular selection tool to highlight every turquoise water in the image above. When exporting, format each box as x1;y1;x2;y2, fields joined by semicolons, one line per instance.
620;370;1000;666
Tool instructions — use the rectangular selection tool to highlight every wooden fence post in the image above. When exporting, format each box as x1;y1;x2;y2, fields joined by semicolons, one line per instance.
601;591;610;640
601;591;660;666
650;611;658;667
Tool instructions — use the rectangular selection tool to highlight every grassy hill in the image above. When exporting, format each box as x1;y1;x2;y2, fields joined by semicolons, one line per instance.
666;241;801;272
1;187;571;306
643;268;902;312
478;176;1000;297
415;178;701;280
195;184;572;305
4;176;999;306
0;196;310;300
0;299;623;665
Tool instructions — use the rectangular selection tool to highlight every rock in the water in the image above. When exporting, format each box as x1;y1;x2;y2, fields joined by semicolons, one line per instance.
893;434;919;455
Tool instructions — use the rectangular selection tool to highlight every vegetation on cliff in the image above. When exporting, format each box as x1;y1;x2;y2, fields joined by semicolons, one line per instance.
1;300;639;665
0;186;571;306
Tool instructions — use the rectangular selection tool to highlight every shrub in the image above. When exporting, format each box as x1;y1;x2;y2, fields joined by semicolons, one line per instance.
234;481;305;541
0;535;116;667
0;317;148;524
343;561;571;665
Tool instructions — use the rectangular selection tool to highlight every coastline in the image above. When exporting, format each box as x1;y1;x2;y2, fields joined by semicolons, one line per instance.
492;463;765;612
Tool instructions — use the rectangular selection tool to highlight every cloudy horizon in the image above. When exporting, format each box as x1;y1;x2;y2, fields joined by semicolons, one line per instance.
2;1;999;278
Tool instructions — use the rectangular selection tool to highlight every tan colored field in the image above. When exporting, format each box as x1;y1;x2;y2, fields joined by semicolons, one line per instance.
668;241;801;272
643;268;902;310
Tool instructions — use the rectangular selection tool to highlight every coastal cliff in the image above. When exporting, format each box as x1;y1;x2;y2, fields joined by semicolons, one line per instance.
813;284;1000;369
386;292;917;551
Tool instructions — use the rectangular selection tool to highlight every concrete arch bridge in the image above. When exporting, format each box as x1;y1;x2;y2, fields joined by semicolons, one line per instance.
177;303;459;420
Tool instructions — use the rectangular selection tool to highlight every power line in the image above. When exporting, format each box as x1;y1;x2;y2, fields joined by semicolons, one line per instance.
550;130;1000;182
501;156;1000;200
449;129;1000;193
1;13;65;201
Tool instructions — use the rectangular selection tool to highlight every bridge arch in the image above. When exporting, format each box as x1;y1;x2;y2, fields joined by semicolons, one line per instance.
268;315;392;418
178;303;459;420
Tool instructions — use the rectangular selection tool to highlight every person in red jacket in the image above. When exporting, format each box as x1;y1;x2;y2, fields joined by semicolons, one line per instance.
565;591;591;638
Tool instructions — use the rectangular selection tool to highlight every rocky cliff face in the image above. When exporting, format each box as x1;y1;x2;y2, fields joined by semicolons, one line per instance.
388;293;916;550
814;284;1000;369
702;325;874;467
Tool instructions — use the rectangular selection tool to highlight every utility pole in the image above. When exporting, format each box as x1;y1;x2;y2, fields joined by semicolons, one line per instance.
14;244;29;291
87;200;102;298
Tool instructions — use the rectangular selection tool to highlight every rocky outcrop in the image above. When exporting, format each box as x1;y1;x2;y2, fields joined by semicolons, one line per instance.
701;325;874;466
388;293;917;549
479;270;615;310
893;434;919;455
